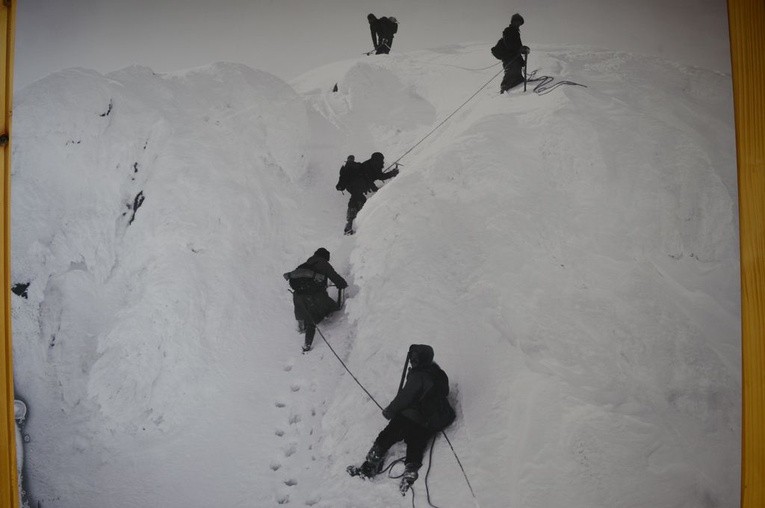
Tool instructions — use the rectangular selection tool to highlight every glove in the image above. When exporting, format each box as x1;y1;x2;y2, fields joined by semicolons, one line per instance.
389;168;399;177
337;280;348;290
336;183;344;191
382;408;393;420
521;46;530;55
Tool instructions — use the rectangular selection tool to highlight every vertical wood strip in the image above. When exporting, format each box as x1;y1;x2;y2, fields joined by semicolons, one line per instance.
0;0;15;506
728;1;765;507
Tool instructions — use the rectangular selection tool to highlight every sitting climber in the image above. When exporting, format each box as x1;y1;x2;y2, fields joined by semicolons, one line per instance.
349;344;456;494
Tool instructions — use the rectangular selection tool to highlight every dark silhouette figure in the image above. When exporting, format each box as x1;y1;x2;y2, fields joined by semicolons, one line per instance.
367;14;399;54
352;345;455;493
284;248;348;352
336;153;398;235
492;13;530;93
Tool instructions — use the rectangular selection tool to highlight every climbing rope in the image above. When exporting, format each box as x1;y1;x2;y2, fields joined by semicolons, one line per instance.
525;69;587;96
424;434;442;508
381;440;442;508
380;434;447;508
292;291;384;409
383;66;505;172
292;293;478;505
436;62;502;72
381;61;585;173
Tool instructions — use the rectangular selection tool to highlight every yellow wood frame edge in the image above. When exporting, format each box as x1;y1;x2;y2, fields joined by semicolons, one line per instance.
0;2;761;506
729;0;765;506
0;0;15;507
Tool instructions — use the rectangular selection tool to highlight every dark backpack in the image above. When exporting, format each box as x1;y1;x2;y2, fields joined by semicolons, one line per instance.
337;161;361;191
491;38;510;60
284;264;326;294
419;365;456;431
381;17;398;36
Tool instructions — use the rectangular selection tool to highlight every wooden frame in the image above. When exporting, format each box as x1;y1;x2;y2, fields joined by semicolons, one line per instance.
729;1;765;506
0;2;16;508
0;2;761;507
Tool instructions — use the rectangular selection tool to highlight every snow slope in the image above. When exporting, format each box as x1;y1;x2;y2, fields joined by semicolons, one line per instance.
11;43;739;508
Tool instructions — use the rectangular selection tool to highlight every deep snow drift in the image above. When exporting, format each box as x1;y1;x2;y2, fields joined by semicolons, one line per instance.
11;43;739;508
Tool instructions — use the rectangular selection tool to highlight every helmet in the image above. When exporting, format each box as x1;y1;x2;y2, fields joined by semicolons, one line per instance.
389;17;398;24
511;13;524;26
314;248;330;261
371;152;384;161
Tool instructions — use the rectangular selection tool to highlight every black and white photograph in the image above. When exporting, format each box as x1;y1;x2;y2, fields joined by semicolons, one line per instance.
9;1;741;507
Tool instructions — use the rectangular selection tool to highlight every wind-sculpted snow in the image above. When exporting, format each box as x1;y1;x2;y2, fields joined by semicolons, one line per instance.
11;44;739;508
305;45;739;507
12;63;312;506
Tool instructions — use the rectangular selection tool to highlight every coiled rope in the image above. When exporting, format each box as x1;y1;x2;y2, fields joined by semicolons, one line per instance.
381;59;585;173
525;69;587;95
380;434;441;508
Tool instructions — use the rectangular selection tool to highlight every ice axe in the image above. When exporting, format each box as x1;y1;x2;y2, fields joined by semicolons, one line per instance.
327;284;345;308
384;161;403;175
397;348;412;394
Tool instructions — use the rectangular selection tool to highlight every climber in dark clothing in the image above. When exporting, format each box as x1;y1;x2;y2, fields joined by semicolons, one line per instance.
336;152;398;235
351;344;456;493
496;13;530;93
367;14;399;54
284;248;348;352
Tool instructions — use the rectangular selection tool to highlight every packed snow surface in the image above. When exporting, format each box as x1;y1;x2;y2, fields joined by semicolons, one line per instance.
11;43;739;508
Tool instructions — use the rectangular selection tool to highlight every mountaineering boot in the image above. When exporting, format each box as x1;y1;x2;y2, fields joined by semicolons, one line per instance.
399;463;420;494
359;444;385;478
345;204;358;235
303;325;316;353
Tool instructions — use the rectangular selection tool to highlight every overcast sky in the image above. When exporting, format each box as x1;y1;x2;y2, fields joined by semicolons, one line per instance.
15;0;731;90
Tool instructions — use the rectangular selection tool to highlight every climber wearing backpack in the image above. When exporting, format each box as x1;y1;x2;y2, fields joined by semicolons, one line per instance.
336;152;398;235
349;344;456;494
367;14;399;54
491;13;530;93
283;248;348;352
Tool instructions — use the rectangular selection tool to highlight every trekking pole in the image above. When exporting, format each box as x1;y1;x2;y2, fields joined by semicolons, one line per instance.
523;52;528;92
337;287;345;308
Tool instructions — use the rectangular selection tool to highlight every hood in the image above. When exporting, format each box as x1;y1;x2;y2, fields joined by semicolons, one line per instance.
409;344;434;367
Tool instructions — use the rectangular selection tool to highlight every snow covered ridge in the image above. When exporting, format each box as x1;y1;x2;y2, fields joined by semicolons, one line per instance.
11;44;739;508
